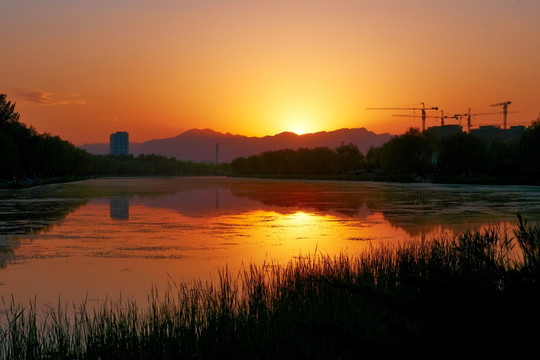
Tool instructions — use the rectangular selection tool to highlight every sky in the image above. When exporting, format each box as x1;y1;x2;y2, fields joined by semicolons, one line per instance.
1;0;539;145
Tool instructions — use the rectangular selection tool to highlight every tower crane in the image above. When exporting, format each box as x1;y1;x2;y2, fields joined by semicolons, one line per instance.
393;110;460;128
458;108;499;133
490;101;512;129
450;112;469;128
436;110;461;127
366;102;438;132
392;113;439;129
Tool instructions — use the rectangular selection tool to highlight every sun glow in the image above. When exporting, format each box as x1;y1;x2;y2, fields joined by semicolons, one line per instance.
291;126;308;135
284;111;318;135
289;211;313;223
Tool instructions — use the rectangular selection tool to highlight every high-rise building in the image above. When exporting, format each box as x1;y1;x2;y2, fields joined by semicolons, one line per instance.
109;131;129;155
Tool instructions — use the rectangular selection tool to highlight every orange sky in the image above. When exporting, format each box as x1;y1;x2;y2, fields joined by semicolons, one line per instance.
1;0;539;145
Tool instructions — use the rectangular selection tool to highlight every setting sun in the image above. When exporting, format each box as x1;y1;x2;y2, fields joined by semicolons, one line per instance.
291;126;309;135
283;111;319;135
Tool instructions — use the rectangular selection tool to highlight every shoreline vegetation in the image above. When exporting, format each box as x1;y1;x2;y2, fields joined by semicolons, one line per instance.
2;171;540;191
229;124;540;186
4;173;540;191
229;173;540;186
0;176;96;190
2;93;540;189
2;215;539;359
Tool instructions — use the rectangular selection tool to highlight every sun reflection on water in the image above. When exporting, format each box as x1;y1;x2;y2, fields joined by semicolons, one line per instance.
1;177;538;309
1;204;408;307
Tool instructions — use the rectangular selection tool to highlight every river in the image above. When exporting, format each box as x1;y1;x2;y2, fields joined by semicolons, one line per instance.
1;176;539;308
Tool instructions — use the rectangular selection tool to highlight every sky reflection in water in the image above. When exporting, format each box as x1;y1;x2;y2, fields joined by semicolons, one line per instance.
1;177;539;307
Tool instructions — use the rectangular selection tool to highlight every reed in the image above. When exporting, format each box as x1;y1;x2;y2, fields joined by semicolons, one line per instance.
1;216;539;359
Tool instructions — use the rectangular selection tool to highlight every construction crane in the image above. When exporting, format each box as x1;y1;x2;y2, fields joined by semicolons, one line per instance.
393;110;460;128
392;113;439;129
457;108;499;133
366;102;438;132
436;110;461;127
490;101;512;129
450;112;469;128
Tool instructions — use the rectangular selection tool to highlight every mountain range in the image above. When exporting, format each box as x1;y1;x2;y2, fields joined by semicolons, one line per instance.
78;128;392;163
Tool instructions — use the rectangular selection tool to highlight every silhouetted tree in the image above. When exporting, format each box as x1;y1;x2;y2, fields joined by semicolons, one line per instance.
336;143;365;174
518;118;540;172
366;146;383;171
483;140;518;176
436;133;486;175
0;132;17;178
231;157;249;175
0;94;20;127
230;144;367;176
380;128;434;175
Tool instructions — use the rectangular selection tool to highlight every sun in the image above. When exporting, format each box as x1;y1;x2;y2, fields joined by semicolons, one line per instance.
284;111;317;135
291;125;309;135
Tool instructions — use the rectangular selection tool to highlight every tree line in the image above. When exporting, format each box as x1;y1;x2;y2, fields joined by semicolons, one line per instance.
2;92;539;184
231;142;365;176
92;153;229;177
0;94;226;182
366;124;540;181
231;121;540;182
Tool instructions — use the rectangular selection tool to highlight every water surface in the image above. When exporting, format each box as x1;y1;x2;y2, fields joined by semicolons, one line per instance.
1;177;539;307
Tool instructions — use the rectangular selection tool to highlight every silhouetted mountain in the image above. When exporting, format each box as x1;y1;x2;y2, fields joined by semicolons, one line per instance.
78;128;392;163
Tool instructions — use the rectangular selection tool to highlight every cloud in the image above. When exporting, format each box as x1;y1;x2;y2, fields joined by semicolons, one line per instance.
8;88;87;105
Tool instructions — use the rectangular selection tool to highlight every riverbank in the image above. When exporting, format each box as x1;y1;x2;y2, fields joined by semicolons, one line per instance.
2;215;539;359
0;176;97;190
230;172;540;186
3;172;539;190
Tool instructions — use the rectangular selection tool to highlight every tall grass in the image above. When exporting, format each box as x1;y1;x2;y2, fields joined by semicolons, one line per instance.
1;215;539;359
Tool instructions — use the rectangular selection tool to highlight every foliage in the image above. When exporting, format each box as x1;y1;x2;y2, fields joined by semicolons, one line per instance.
230;117;540;183
365;145;383;171
231;143;364;176
517;117;540;171
0;94;227;182
435;132;485;175
0;94;20;127
379;127;434;176
90;154;225;177
2;92;540;183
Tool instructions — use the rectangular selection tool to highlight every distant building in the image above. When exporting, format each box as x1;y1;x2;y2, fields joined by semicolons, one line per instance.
420;123;525;143
425;125;463;139
109;131;129;155
468;125;526;142
506;125;526;141
470;125;503;142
